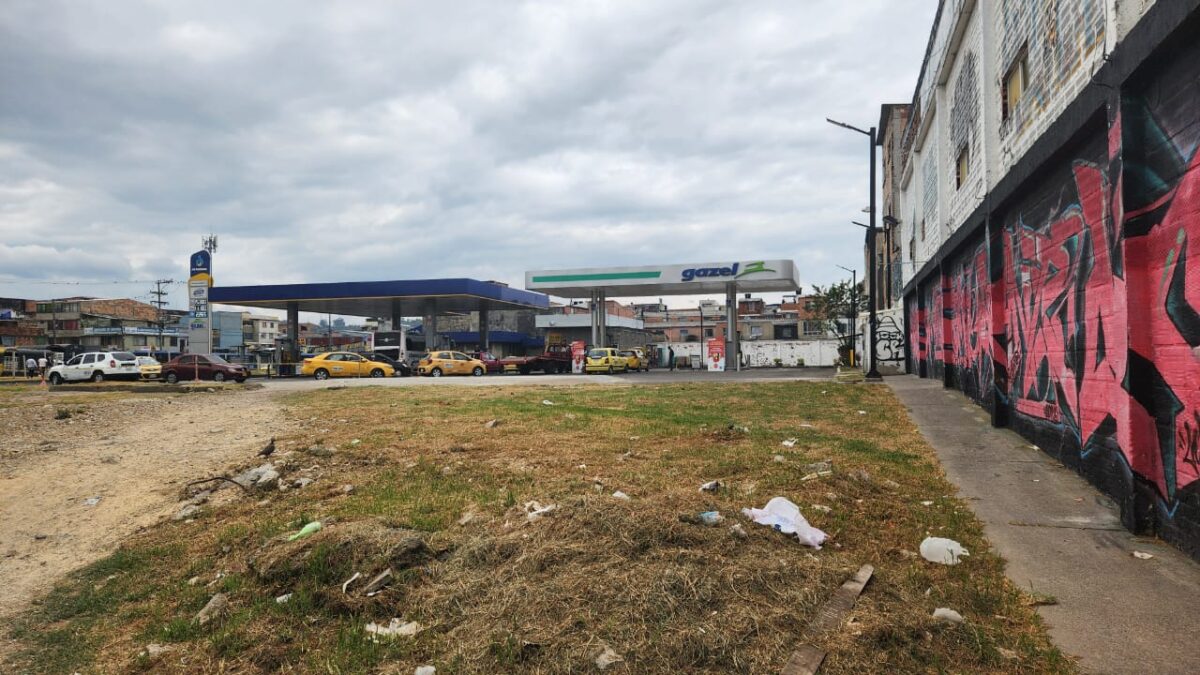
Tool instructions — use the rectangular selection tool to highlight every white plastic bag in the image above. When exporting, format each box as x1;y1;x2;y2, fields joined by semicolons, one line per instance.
919;537;969;565
741;497;827;548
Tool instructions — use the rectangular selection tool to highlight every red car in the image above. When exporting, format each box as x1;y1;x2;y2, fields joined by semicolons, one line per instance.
469;351;502;373
162;354;249;384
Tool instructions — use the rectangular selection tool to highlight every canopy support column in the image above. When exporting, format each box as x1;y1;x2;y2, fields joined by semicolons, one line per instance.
597;290;607;348
286;301;299;363
391;299;406;357
424;300;439;351
725;283;739;372
478;307;490;352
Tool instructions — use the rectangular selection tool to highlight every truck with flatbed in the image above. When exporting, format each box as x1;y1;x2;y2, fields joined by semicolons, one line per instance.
498;343;573;374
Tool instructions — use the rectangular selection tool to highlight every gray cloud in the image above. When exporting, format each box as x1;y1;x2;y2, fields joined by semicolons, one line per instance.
0;0;935;310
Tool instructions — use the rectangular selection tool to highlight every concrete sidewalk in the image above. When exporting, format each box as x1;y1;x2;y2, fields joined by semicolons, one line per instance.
888;376;1200;675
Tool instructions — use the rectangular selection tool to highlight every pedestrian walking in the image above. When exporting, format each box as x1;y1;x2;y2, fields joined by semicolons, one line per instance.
37;355;48;379
668;346;675;371
25;356;37;379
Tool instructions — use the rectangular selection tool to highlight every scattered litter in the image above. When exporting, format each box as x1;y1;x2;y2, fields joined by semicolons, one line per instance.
774;454;786;463
484;419;501;428
821;390;827;394
565;413;577;420
364;568;393;595
699;511;724;526
857;410;867;415
275;593;292;604
699;480;721;493
920;500;934;506
803;461;832;474
811;504;832;513
173;503;201;521
524;501;558;522
611;491;631;501
457;510;479;526
341;571;363;594
729;523;748;539
364;618;422;641
415;667;436;675
141;643;175;658
781;438;798;448
800;470;832;482
850;469;872;482
288;521;322;541
293;477;314;489
82;496;101;507
1132;550;1154;560
1023;593;1058;607
595;645;623;670
350;439;361;446
932;607;964;624
541;400;556;406
919;537;970;565
186;576;201;586
742;497;827;548
998;647;1020;660
341;484;355;494
577;464;587;469
898;549;919;559
825;492;839;501
730;424;750;434
881;479;901;489
194;593;229;625
799;423;815;428
629;436;640;441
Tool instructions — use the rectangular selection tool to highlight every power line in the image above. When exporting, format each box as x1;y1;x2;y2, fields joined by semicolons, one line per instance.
0;278;169;286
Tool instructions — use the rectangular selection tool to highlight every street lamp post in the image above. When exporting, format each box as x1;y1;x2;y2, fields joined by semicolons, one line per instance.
828;117;882;380
836;265;858;368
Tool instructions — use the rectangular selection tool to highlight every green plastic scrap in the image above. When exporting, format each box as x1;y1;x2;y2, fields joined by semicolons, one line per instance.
288;521;322;541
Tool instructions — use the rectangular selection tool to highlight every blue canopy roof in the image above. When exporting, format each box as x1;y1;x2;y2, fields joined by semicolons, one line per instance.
210;278;548;318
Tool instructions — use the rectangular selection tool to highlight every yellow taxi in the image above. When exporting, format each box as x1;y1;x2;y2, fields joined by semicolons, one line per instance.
136;356;162;381
618;348;648;372
585;347;628;374
301;352;395;380
417;350;487;377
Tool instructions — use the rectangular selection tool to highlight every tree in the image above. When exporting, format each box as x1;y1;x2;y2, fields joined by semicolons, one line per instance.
807;280;862;337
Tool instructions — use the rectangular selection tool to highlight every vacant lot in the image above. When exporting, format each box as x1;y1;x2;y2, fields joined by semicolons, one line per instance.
3;381;1073;673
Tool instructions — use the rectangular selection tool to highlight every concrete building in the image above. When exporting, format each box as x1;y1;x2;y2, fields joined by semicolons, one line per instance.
0;299;40;347
880;0;1200;556
33;297;183;351
242;314;280;350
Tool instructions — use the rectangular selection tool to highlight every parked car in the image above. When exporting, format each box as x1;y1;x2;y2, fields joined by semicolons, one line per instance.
136;356;162;381
618;348;648;372
417;350;487;377
301;352;394;380
469;351;503;373
361;352;412;377
585;347;628;374
47;351;140;384
161;354;250;384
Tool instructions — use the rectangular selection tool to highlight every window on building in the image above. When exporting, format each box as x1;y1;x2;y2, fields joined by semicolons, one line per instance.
679;329;689;338
804;300;815;311
909;238;916;265
956;145;969;189
1002;50;1028;122
749;325;763;337
802;320;824;336
704;328;714;338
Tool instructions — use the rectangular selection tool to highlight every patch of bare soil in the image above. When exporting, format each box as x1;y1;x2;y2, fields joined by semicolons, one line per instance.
0;390;284;626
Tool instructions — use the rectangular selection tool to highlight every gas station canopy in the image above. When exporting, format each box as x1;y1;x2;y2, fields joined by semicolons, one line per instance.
210;278;548;316
525;259;800;298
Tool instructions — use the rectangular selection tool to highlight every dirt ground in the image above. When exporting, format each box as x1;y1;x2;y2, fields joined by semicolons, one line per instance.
0;388;284;630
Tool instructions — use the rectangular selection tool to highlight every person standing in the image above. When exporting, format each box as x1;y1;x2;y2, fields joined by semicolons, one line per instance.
37;355;48;380
25;356;37;379
668;346;675;372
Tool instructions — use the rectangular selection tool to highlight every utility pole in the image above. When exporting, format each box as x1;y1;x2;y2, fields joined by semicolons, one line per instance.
150;279;173;356
836;265;858;367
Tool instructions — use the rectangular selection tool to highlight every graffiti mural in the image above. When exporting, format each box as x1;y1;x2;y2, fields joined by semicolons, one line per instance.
875;314;906;364
949;240;992;404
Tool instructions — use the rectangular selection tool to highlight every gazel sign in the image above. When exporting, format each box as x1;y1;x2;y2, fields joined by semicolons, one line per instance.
526;259;798;298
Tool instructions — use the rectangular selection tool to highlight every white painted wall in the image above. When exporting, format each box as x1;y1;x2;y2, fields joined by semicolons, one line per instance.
654;340;842;368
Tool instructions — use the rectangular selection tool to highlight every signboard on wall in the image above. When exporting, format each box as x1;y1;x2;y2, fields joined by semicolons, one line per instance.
186;250;213;354
706;338;726;372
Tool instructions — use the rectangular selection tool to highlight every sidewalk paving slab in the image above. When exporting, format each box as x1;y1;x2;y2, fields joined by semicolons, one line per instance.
888;375;1200;675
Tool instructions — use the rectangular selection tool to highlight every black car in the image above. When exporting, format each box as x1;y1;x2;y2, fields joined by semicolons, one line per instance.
362;352;412;377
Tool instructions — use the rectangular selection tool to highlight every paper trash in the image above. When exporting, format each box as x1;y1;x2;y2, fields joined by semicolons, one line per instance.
741;497;827;548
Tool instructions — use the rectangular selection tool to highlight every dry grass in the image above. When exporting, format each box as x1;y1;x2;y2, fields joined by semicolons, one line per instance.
3;381;1075;673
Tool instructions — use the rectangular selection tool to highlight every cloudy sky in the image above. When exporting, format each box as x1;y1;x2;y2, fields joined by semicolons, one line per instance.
1;0;936;313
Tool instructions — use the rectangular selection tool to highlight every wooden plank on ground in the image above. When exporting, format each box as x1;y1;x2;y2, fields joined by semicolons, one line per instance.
779;564;874;675
780;644;826;675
